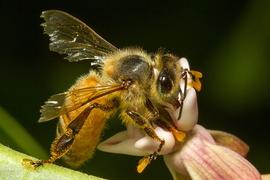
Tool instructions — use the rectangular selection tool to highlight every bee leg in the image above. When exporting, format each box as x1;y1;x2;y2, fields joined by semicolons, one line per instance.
29;103;114;168
145;99;185;142
126;111;164;173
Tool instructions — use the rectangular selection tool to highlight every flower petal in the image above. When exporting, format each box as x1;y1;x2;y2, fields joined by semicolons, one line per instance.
176;88;198;131
184;142;261;180
209;130;249;157
179;57;191;71
164;125;215;177
166;88;198;132
97;126;146;156
135;127;175;155
207;142;260;179
98;126;176;156
164;125;261;180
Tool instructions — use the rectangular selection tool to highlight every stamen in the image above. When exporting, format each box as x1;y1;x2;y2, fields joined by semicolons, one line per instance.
169;127;186;142
189;70;203;92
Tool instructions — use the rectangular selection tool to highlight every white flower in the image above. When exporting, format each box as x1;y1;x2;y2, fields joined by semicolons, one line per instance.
98;123;263;180
98;57;264;179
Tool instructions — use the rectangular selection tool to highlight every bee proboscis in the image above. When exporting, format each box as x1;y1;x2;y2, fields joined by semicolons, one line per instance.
26;10;202;173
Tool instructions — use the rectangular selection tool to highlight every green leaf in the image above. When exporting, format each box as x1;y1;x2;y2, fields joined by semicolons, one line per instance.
0;143;105;180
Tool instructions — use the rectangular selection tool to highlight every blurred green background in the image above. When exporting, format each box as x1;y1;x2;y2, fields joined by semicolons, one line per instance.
1;0;270;179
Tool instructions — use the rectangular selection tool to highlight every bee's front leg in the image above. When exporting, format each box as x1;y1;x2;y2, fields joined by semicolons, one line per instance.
126;110;164;173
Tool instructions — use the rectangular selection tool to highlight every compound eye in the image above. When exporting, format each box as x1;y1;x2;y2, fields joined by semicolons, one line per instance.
158;69;173;94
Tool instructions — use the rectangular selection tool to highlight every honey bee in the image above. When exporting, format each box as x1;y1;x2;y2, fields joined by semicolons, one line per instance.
29;10;202;173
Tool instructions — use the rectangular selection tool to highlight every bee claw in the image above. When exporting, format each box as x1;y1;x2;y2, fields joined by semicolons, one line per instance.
22;159;45;169
32;160;44;167
151;152;158;160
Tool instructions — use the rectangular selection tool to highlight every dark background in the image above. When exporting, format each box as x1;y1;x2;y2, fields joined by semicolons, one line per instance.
1;0;270;179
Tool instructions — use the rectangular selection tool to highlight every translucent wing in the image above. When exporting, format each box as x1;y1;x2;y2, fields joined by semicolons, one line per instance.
39;84;124;122
41;10;117;64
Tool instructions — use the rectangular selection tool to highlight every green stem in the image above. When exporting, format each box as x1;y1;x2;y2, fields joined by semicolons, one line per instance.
0;143;104;180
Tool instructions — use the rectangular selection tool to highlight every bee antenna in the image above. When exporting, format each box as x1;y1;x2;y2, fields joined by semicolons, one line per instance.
177;69;188;120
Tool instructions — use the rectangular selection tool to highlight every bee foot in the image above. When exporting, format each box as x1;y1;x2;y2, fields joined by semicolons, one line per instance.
22;159;46;169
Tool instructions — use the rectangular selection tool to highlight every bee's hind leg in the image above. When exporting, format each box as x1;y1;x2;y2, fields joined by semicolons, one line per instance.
126;110;165;173
26;103;114;168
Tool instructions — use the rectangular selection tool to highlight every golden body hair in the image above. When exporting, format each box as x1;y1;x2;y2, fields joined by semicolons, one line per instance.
58;73;115;167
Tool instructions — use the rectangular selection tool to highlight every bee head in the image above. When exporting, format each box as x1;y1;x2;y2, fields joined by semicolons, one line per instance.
153;53;181;107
